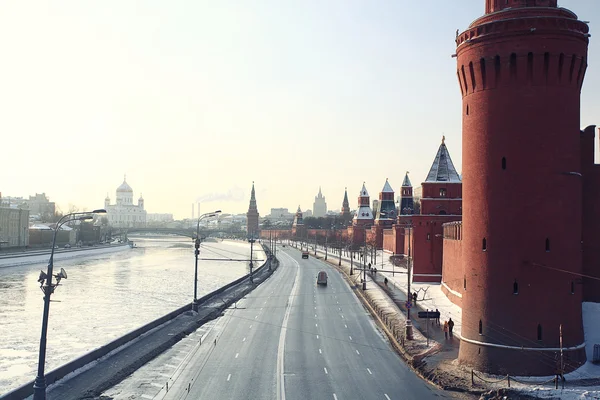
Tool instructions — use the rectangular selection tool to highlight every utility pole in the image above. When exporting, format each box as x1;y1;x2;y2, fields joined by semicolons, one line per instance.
560;324;564;388
325;234;328;260
339;243;342;266
350;249;354;275
249;234;255;283
362;232;367;290
314;231;317;256
406;225;414;339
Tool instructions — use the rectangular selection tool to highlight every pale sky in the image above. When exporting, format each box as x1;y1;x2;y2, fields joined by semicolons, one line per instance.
1;1;598;219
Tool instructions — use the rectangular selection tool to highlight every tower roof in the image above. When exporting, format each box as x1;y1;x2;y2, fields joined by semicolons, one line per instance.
343;188;349;204
382;179;394;193
250;182;256;200
359;183;369;197
402;172;412;187
425;137;461;183
117;175;133;193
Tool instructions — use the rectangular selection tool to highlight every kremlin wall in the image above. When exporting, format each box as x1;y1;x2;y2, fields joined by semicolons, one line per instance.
255;0;599;377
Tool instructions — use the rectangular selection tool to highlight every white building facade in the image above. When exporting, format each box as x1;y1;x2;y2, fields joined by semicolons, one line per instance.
105;177;147;228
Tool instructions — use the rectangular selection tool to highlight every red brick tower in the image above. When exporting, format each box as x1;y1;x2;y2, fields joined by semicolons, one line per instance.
457;0;589;375
341;188;351;219
246;182;260;239
350;183;374;246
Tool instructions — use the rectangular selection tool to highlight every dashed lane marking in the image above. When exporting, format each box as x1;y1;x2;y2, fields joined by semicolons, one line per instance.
345;324;348;328
141;395;153;399
367;368;372;375
165;364;177;369
151;382;163;388
385;394;391;400
235;353;239;358
250;325;252;328
333;394;338;400
349;336;353;341
227;373;231;381
315;323;318;327
324;367;328;374
319;348;322;354
316;335;319;339
243;337;246;342
356;350;360;355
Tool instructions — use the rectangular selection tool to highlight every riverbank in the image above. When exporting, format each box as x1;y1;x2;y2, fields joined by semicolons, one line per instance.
0;244;131;269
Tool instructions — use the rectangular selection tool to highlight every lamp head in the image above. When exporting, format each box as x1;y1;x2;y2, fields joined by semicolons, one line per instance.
92;209;107;214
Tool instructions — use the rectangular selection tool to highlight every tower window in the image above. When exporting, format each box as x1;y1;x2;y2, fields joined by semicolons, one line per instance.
440;188;447;197
569;54;577;83
480;58;487;89
502;157;506;170
469;61;476;90
558;53;565;82
513;280;518;294
461;65;469;93
571;281;575;295
527;52;533;84
427;233;431;240
510;53;517;81
479;320;483;335
544;52;550;83
495;55;501;85
482;238;487;251
464;276;467;290
537;324;542;341
466;104;469;115
545;238;550;252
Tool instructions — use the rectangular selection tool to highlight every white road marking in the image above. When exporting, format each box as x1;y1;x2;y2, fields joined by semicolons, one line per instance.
324;367;328;374
385;394;391;400
165;364;178;368
261;307;263;310
151;382;163;388
316;323;318;327
250;325;252;328
159;373;171;378
319;348;322;354
339;308;341;311
356;350;360;355
333;395;338;400
367;368;372;375
235;353;239;358
255;315;258;319
341;315;344;319
315;314;317;318
277;251;300;400
141;395;153;399
345;324;348;328
349;336;353;341
243;337;246;342
317;335;319;339
227;373;231;381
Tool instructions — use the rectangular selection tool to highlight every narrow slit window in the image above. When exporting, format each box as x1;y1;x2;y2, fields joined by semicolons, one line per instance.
510;53;517;81
571;281;575;295
545;238;550;252
464;276;467;290
457;70;464;96
513;280;519;294
577;57;585;85
527;52;533;83
544;52;550;83
480;58;487;89
558;53;564;82
461;65;469;93
569;55;576;83
537;324;542;341
427;233;431;241
502;157;506;170
479;320;483;335
440;188;447;197
482;238;487;251
469;61;476;90
495;55;501;85
466;104;469;115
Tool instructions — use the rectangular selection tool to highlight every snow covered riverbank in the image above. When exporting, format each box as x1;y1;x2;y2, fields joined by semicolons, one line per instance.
0;244;131;269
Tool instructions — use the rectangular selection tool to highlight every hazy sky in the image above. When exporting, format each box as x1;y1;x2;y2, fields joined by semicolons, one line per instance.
1;1;598;219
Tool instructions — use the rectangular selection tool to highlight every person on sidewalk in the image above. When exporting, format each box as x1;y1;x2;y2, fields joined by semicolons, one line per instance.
443;321;449;340
448;318;455;338
435;309;440;326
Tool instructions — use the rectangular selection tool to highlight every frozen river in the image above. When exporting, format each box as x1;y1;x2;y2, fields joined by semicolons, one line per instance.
0;236;263;395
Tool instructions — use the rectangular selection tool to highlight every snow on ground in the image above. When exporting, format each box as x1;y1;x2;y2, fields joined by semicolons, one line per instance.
0;245;130;268
377;250;462;338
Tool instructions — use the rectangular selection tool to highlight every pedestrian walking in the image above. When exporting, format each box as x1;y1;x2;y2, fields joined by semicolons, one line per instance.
384;277;388;286
443;321;449;340
435;309;440;326
448;318;455;338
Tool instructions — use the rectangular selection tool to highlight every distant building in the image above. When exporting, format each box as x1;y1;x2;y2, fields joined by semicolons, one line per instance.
303;209;313;218
267;208;294;222
312;187;327;217
341;188;351;219
26;193;55;220
246;182;259;237
104;176;147;228
0;206;29;248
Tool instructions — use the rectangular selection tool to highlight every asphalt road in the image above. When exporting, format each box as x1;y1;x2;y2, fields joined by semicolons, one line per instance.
147;247;454;400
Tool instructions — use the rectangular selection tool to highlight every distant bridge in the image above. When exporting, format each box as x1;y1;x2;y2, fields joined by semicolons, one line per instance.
112;228;213;239
110;227;250;239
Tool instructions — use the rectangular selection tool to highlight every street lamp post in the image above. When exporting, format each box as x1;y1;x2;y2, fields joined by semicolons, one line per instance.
33;209;106;400
192;210;221;312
